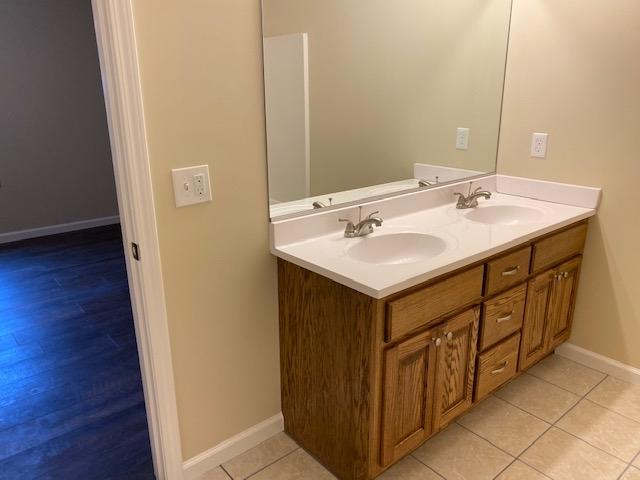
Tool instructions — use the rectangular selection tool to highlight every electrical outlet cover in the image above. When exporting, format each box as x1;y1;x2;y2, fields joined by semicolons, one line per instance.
171;165;212;207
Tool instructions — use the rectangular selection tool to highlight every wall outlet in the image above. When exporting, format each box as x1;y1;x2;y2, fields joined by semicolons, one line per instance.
171;165;213;207
456;128;470;150
531;133;549;158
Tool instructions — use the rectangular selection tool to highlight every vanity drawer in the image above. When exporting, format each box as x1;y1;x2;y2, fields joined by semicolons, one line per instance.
480;284;526;351
385;265;484;342
532;222;587;272
475;333;520;401
485;247;531;295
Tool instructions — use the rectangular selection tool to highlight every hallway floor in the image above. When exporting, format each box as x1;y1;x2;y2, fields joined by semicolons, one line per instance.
200;355;640;480
0;226;154;479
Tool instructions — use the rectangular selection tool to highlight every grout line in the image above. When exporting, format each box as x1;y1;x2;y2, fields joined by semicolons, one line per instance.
410;453;447;479
518;371;585;398
219;465;233;479
455;422;517;459
491;392;558;425
244;447;301;479
583;374;609;398
490;457;517;480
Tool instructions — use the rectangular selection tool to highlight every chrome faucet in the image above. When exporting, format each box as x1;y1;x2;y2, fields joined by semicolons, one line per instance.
453;183;492;209
418;176;439;188
312;197;333;209
339;207;383;238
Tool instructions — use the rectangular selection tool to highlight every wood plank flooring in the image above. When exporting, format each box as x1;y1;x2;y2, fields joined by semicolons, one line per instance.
0;225;155;479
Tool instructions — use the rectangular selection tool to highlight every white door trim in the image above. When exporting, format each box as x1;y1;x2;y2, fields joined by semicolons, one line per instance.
91;2;184;479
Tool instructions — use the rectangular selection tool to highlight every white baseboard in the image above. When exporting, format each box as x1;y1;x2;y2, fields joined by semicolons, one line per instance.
182;413;284;480
0;216;120;245
556;343;640;385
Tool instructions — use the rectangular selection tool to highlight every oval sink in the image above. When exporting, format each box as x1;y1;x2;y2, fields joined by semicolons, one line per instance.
346;233;447;265
465;205;546;225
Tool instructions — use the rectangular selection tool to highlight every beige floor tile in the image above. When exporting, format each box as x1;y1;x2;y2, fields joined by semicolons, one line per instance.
556;399;640;462
494;373;580;423
587;376;640;423
378;456;442;479
222;432;299;479
622;467;640;480
527;355;606;396
413;423;513;480
249;449;336;479
495;461;549;480
457;396;550;456
520;427;627;480
196;467;231;480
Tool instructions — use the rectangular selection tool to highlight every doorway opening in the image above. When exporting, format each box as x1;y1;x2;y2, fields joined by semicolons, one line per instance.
0;1;155;478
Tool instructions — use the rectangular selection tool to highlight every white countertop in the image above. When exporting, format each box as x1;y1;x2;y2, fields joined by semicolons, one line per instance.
270;175;600;299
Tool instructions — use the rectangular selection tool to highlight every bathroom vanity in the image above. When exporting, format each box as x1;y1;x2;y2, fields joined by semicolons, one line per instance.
270;177;600;480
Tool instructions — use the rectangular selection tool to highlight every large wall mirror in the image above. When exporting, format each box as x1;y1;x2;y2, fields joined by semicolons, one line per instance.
262;0;513;219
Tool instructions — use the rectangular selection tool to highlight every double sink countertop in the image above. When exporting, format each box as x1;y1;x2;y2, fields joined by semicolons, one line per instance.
270;175;601;299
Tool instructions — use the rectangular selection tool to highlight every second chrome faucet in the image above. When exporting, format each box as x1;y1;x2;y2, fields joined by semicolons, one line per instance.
339;207;383;238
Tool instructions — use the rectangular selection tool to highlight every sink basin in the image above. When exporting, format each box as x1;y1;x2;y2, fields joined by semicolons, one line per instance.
346;233;447;265
465;205;546;225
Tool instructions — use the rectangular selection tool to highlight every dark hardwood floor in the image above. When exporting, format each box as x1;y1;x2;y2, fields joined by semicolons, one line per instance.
0;225;155;479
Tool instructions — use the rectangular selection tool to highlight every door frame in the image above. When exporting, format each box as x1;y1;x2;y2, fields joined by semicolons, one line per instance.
91;2;184;479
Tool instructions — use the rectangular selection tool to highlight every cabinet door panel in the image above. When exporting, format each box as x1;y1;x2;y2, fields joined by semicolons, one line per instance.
433;307;479;429
381;327;438;466
520;270;555;370
548;257;582;349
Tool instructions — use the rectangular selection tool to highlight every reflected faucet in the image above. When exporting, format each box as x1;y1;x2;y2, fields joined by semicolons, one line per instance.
418;176;439;188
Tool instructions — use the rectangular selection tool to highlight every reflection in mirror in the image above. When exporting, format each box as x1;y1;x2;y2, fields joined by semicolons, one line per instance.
262;0;513;219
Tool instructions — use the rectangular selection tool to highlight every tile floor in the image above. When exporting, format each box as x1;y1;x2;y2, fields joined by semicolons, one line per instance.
198;355;640;480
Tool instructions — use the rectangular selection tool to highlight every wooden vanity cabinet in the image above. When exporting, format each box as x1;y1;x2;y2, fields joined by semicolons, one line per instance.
520;256;583;369
277;220;588;480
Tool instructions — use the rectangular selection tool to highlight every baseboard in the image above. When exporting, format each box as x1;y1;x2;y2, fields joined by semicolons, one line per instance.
182;412;284;480
556;343;640;385
0;216;120;245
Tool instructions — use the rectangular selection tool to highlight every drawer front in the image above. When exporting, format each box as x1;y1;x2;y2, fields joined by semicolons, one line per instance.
485;247;531;296
480;284;526;350
386;265;484;342
532;223;587;272
475;333;520;401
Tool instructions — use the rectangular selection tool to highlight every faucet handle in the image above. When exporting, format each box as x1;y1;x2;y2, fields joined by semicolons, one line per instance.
366;211;380;219
338;217;355;231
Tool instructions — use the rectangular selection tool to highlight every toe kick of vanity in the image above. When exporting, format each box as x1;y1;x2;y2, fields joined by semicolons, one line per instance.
277;220;588;480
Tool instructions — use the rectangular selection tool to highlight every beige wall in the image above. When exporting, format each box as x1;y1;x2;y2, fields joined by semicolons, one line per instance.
264;0;511;196
0;0;118;233
130;0;281;460
498;0;640;367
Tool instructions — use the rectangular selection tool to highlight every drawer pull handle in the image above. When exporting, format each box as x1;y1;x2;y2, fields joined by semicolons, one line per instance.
502;266;521;277
491;361;509;375
496;313;513;324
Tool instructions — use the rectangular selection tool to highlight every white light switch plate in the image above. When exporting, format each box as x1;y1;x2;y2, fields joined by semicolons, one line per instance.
531;133;549;158
171;165;213;207
456;128;470;150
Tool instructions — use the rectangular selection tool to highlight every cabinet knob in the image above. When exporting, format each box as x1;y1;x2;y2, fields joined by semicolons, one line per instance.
433;337;442;347
563;271;569;278
444;332;454;341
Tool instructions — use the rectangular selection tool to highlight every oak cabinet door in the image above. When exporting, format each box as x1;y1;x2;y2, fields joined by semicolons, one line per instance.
547;257;582;349
433;307;479;429
520;270;555;370
380;327;438;467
